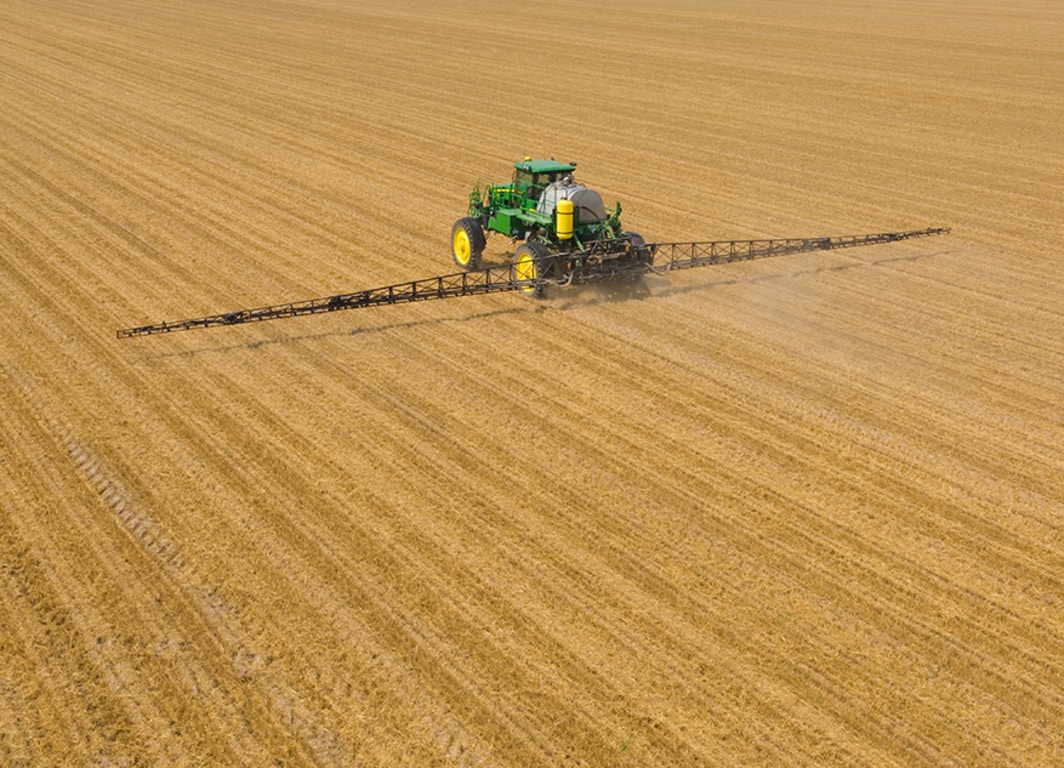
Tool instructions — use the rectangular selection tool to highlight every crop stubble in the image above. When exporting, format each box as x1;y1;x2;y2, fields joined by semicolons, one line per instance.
1;0;1062;765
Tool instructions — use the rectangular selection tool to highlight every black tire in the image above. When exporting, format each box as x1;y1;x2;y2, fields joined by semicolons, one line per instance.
623;231;652;266
452;217;485;270
513;240;550;298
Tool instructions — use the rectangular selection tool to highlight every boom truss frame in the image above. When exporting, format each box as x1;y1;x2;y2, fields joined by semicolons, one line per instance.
116;227;949;338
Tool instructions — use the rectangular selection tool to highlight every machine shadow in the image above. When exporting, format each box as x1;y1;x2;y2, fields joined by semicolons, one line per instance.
145;306;525;360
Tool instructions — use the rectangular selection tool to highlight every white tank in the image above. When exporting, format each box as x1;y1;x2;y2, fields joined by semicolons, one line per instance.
537;181;608;222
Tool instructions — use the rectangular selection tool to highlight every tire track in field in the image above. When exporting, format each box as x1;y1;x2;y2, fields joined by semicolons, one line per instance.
0;366;189;764
0;47;504;753
0;184;499;765
0;195;440;761
0;89;511;760
0;256;352;762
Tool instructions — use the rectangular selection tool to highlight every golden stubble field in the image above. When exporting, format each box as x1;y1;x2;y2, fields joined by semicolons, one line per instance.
1;0;1062;765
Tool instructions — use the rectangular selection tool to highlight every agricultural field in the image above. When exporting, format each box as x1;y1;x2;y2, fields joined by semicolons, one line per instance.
1;0;1062;764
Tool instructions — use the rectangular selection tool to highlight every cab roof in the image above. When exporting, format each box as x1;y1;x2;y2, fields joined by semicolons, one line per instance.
514;159;577;174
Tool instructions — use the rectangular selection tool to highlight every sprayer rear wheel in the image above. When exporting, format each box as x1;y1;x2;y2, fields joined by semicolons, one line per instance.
623;231;652;266
513;241;548;298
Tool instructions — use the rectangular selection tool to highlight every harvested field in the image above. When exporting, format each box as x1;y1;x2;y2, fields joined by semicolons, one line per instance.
1;0;1062;765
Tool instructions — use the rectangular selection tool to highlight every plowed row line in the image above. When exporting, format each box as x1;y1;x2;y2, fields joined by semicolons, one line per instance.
0;195;489;761
2;1;1062;765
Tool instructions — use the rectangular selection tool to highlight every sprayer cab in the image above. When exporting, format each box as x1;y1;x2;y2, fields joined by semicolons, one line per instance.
512;158;577;200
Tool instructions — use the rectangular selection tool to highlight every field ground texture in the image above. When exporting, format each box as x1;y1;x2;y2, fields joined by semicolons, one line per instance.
1;0;1062;765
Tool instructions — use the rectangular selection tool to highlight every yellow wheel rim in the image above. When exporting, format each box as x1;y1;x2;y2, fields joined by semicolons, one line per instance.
453;228;472;267
515;252;537;293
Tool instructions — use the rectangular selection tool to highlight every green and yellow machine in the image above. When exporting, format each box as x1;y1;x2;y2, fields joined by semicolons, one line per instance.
116;156;950;338
451;158;650;296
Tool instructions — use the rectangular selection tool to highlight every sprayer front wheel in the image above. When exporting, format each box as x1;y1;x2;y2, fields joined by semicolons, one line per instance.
452;217;485;270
